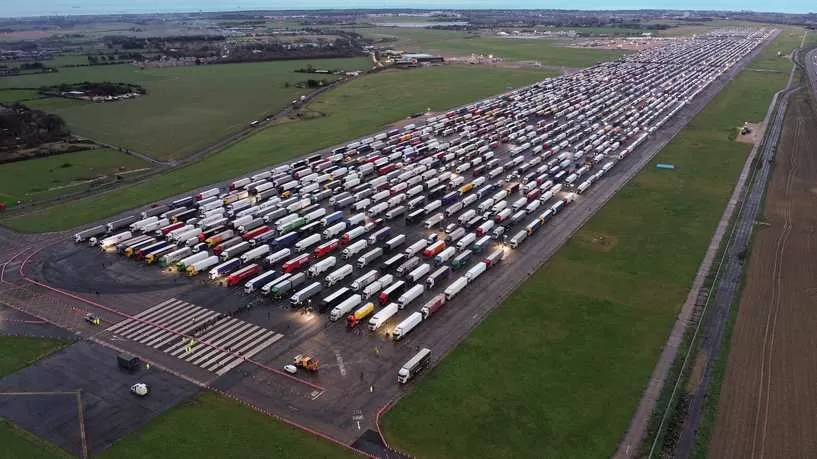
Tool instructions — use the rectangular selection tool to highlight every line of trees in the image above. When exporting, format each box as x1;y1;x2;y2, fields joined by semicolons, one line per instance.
0;103;70;156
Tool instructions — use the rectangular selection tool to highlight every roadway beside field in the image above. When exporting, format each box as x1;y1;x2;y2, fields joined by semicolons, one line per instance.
709;75;817;459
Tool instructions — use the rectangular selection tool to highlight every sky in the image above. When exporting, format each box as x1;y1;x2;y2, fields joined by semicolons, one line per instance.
2;0;813;18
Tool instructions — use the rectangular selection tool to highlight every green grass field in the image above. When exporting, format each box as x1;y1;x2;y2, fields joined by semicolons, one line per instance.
45;55;94;67
0;420;72;459
356;27;627;66
0;58;370;160
3;65;553;232
0;149;149;206
0;336;69;378
748;29;805;72
96;392;354;459
0;89;41;103
381;34;791;459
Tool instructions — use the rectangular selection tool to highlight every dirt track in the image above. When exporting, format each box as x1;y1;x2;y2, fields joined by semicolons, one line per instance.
710;91;817;457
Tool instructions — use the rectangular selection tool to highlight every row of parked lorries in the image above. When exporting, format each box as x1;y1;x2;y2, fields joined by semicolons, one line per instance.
74;29;770;346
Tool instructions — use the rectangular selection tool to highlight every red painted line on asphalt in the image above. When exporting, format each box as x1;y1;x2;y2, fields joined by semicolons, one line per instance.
375;400;393;449
19;243;326;392
18;245;42;277
211;387;376;459
0;317;47;324
0;246;32;285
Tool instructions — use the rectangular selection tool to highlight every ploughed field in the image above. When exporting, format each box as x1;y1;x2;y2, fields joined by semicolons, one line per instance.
710;91;817;457
31;29;772;451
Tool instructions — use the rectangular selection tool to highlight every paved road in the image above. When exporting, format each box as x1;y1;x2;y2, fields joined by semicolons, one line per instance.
668;34;805;459
0;340;199;457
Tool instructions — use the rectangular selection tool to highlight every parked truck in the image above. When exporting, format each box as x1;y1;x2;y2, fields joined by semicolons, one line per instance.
209;258;241;280
227;264;260;287
329;295;364;322
425;266;451;289
342;239;368;259
269;272;307;299
244;270;279;294
357;247;384;269
96;231;134;250
423;240;446;257
324;264;354;287
241;245;271;264
444;277;468;300
290;282;323;307
282;254;311;273
385;234;407;251
397;284;425;309
509;230;527;249
220;242;251;261
362;274;392;299
350;270;379;291
404;239;429;257
308;256;337;278
319;287;351;314
397;348;432;383
313;239;339;259
421;294;446;319
368;302;399;331
406;263;431;283
379;280;407;305
392;312;423;341
106;216;139;233
346;302;375;328
186;256;220;276
261;273;292;296
159;247;192;268
265;248;291;266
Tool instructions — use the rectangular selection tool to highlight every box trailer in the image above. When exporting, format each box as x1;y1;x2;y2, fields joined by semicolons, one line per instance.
329;295;364;322
392;312;423;341
368;303;399;331
397;347;432;383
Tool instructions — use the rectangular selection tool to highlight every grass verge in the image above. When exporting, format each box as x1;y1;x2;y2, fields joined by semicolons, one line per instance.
3;65;553;232
96;392;354;459
381;34;791;459
0;149;149;207
0;336;70;378
0;419;72;459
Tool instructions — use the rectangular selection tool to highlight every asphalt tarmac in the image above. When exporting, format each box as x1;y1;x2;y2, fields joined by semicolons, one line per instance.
0;340;199;456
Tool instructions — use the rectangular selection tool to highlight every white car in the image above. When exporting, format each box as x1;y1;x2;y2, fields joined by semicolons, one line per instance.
284;364;297;374
130;383;150;396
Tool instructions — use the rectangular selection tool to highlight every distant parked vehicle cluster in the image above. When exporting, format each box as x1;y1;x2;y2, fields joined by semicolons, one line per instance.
74;29;770;369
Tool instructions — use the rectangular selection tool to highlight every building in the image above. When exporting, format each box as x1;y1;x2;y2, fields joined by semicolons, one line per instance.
401;53;445;63
393;53;445;67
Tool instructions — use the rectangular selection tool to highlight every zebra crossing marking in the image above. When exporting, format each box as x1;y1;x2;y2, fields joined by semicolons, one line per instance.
106;298;283;375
